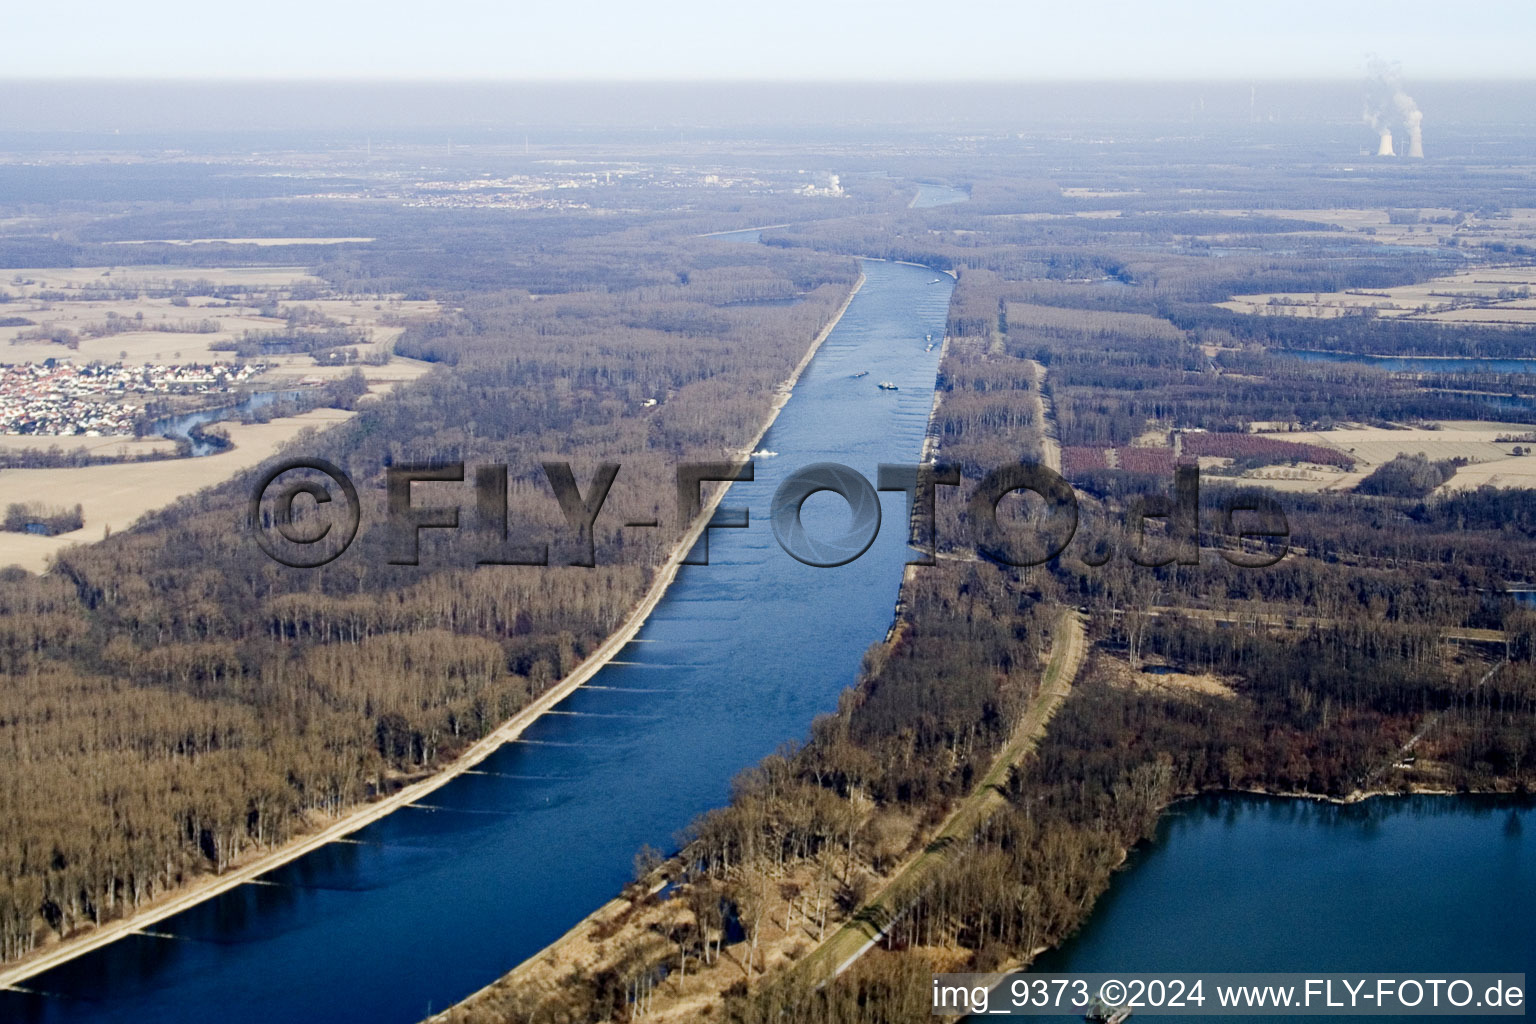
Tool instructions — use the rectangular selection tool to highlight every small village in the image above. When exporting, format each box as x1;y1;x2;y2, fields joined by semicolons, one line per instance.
0;359;259;435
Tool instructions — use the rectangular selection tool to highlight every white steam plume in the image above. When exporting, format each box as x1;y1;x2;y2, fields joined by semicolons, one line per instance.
1364;58;1424;158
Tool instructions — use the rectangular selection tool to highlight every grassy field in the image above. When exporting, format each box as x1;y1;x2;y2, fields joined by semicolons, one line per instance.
2;266;435;367
1212;206;1536;254
1221;266;1536;324
103;237;375;246
1204;460;1370;493
0;263;444;573
1437;454;1536;491
0;433;177;456
1247;420;1536;493
0;355;433;573
4;264;322;293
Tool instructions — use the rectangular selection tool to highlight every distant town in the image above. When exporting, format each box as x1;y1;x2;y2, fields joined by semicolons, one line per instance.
301;164;845;210
0;359;259;436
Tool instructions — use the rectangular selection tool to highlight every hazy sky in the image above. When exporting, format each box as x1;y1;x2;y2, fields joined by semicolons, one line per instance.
10;0;1536;80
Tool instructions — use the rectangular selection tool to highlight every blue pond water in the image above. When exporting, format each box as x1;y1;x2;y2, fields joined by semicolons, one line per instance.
0;258;952;1024
148;388;304;455
1279;350;1536;375
910;182;969;209
1012;794;1534;1022
909;181;970;208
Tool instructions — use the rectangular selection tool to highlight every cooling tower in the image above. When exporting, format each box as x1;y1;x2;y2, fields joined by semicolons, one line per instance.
1376;129;1395;157
1406;114;1425;157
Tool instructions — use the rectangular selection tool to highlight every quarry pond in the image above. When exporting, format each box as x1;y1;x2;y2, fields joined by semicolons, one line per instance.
1280;350;1536;374
1014;793;1534;1022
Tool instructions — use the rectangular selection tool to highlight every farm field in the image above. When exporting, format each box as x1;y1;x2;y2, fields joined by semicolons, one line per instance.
3;70;1536;1024
0;433;176;457
4;264;321;293
1251;420;1536;493
0;255;436;572
1203;459;1370;492
103;237;375;246
1065;431;1372;493
1210;205;1536;252
0;355;431;573
1220;265;1536;324
1437;453;1536;491
2;266;434;368
0;407;357;573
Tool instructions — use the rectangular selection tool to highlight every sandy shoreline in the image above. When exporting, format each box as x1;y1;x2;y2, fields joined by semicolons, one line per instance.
0;273;865;991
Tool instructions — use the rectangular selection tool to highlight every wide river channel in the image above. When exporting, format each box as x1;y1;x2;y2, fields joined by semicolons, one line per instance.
10;231;1528;1023
1;257;954;1023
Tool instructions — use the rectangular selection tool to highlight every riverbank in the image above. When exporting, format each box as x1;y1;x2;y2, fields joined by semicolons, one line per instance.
429;608;1086;1024
803;611;1087;983
0;274;865;991
1232;781;1520;805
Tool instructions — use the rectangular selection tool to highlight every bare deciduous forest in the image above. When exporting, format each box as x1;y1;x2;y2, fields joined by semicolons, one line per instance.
1;111;1534;1023
0;197;864;963
434;139;1536;1023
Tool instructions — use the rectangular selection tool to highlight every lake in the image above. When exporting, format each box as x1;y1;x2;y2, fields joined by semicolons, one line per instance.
1014;794;1534;1022
1279;350;1536;375
911;182;970;208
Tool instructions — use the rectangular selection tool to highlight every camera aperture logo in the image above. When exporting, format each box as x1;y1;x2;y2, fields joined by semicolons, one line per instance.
247;457;1289;571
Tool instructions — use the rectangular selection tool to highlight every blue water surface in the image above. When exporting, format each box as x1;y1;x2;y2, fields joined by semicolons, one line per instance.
2;258;952;1024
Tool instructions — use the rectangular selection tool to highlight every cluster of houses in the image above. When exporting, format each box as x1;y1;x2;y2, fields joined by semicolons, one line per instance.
0;359;259;436
307;166;830;211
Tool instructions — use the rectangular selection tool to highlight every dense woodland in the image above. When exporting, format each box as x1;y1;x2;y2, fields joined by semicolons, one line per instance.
1;126;1534;1021
0;202;862;964
436;146;1536;1023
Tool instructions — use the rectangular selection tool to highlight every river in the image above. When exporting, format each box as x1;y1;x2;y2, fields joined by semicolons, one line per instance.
1279;350;1536;375
1010;794;1534;1022
910;183;969;208
0;258;953;1024
146;388;307;455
